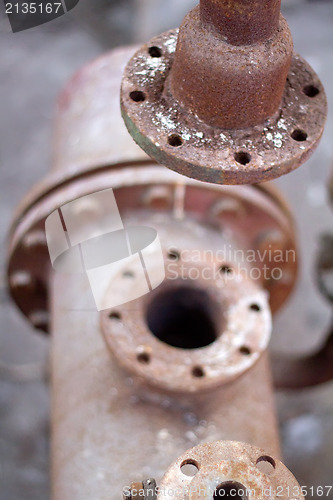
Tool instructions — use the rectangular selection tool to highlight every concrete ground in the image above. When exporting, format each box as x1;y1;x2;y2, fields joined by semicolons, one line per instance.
0;1;332;498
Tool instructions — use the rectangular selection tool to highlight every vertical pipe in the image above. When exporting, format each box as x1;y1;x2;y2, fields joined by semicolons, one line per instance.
200;0;282;45
51;272;280;500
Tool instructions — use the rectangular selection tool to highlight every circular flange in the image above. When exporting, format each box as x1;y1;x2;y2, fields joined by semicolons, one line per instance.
101;235;271;393
7;165;297;333
121;30;327;185
157;441;304;500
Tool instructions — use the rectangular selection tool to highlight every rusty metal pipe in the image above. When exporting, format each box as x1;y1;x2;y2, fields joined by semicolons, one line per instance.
200;0;282;46
169;3;292;130
155;441;303;500
51;272;280;500
6;47;302;500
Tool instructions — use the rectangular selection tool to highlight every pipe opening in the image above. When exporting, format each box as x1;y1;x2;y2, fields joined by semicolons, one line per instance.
214;482;248;500
146;285;220;349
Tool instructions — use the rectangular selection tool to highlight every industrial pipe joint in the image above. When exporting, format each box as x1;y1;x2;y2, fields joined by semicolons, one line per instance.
121;0;327;184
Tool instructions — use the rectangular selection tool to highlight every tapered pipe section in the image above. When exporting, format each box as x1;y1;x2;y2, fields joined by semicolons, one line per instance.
200;0;282;46
169;2;293;129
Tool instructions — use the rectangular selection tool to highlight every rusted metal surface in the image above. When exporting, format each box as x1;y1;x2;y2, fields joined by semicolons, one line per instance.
51;268;280;500
6;46;147;333
200;0;282;46
121;2;327;185
7;167;298;334
101;214;272;394
271;232;333;389
155;441;303;500
3;34;320;500
7;47;298;334
268;232;333;389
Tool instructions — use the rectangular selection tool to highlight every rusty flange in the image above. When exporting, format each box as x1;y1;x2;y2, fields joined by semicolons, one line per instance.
7;48;297;334
7;166;297;334
101;214;272;393
138;441;304;500
121;4;327;185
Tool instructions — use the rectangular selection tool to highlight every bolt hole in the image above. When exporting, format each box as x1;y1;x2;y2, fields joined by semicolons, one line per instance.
256;456;276;475
168;134;183;147
214;481;247;500
220;265;233;275
180;459;199;477
148;46;162;58
130;90;146;103
239;346;251;356
303;85;319;98
234;151;251;165
291;129;307;142
192;366;205;378
249;303;261;312
137;352;151;364
168;249;180;261
109;311;121;320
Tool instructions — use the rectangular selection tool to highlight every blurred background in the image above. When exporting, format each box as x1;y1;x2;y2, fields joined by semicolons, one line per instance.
0;0;333;498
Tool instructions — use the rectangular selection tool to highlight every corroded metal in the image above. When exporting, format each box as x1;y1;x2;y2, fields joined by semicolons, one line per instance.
317;233;333;304
7;48;298;333
5;43;308;500
170;8;292;130
155;441;303;500
200;0;281;46
101;214;272;394
51;268;280;499
272;324;333;389
121;2;327;185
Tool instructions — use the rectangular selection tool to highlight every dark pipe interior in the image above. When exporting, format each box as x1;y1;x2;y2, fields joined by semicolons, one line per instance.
146;285;220;349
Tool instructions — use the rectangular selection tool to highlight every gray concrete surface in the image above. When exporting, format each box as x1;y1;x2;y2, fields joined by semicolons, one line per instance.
0;1;332;499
